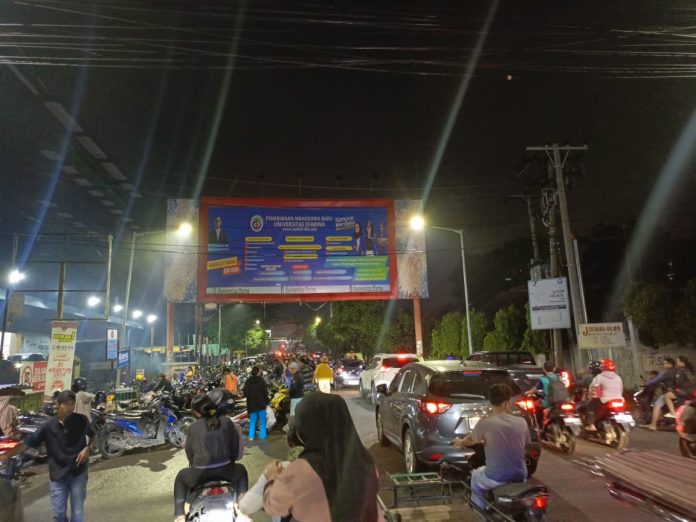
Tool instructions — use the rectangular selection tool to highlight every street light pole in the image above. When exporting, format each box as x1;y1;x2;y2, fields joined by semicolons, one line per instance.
431;226;474;356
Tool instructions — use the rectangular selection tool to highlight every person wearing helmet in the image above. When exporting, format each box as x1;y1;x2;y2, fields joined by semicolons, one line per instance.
644;357;678;430
585;359;624;431
71;378;95;421
154;373;173;394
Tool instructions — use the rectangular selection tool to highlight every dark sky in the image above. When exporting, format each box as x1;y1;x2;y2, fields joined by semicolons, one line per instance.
2;0;696;316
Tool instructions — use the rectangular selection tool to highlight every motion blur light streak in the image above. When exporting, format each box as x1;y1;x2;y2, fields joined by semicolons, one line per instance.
420;0;500;206
606;107;696;315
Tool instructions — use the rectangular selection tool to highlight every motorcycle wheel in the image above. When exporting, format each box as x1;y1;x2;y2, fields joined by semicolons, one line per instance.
679;438;696;459
168;423;186;448
99;428;126;459
179;416;195;436
611;428;629;450
561;429;576;455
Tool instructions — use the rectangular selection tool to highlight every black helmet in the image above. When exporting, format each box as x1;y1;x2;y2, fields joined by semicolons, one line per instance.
71;377;88;392
206;388;235;414
588;360;602;376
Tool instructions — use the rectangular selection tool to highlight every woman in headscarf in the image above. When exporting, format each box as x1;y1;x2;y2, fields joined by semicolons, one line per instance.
262;393;382;522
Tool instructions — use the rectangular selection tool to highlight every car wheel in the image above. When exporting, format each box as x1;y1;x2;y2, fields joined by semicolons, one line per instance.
370;383;377;405
376;409;389;446
403;428;423;473
359;381;366;399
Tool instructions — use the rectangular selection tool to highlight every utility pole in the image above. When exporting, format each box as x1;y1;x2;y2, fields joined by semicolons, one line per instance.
527;144;588;372
506;194;540;262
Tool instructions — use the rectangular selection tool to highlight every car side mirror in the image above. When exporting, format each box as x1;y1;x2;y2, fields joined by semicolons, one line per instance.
376;384;388;395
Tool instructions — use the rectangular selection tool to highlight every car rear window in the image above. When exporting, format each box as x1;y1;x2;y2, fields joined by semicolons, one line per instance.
341;360;363;368
429;370;521;399
382;357;418;369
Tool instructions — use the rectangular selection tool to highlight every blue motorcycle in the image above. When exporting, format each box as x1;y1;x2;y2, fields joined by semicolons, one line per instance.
99;396;187;458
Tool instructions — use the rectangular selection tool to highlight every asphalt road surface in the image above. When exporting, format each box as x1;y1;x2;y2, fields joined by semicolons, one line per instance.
18;389;676;521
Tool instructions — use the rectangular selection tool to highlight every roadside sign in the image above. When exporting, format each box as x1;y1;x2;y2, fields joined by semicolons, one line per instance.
106;329;118;360
118;350;129;368
44;321;78;396
578;323;626;350
528;278;571;330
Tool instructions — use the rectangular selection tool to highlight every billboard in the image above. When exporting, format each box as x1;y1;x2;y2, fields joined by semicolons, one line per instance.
106;329;118;360
528;278;571;330
44;321;78;395
578;323;626;350
199;198;397;301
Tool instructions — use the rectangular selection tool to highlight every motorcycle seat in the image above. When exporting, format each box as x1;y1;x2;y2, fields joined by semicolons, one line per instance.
488;480;547;500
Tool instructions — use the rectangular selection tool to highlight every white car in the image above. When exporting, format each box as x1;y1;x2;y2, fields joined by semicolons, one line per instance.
359;353;420;404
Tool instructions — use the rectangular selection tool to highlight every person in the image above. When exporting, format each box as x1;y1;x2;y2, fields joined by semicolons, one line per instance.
585;358;624;431
286;362;304;431
376;222;387;255
531;361;567;427
262;393;382;521
314;356;334;394
154;373;174;394
645;357;677;429
299;357;315;390
0;393;19;438
365;221;375;255
173;394;248;522
243;366;269;441
71;377;95;421
664;356;695;416
208;216;228;244
353;222;365;255
453;383;531;510
0;390;93;522
272;357;284;382
223;367;239;396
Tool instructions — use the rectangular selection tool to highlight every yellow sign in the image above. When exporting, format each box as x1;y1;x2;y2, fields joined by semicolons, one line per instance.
207;257;238;270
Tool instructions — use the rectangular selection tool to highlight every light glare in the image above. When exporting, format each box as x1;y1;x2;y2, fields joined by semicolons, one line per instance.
409;216;425;231
132;310;143;319
8;270;25;285
87;296;100;307
146;314;157;324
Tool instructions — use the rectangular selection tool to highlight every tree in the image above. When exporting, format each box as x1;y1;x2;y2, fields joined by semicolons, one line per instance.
624;281;674;347
483;305;524;351
676;279;696;345
244;327;267;354
204;304;258;356
461;309;487;355
385;309;416;352
431;312;463;359
315;301;387;359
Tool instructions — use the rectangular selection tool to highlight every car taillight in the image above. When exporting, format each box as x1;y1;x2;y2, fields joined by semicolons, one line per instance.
0;440;21;451
560;402;575;411
417;400;451;415
609;399;625;410
516;399;535;412
336;368;343;375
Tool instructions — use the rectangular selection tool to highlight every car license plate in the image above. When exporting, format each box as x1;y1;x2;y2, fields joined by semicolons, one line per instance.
347;380;359;386
468;416;480;430
563;417;582;425
614;413;635;425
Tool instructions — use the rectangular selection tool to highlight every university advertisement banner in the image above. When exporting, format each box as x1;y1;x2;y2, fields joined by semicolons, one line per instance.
578;323;626;350
106;328;118;360
19;361;47;392
198;198;398;301
528;278;571;330
44;321;78;396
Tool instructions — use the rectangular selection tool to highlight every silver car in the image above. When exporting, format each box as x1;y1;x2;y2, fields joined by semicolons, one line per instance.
375;360;541;474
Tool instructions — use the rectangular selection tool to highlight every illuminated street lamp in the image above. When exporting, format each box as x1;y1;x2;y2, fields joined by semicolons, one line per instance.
113;304;123;313
315;316;322;324
410;216;474;355
132;309;143;319
146;314;157;324
87;296;101;307
255;319;260;326
1;269;25;359
146;314;158;347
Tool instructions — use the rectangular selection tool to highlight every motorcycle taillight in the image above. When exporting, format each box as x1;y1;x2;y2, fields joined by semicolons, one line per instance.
609;399;625;410
206;487;225;496
0;440;21;451
522;494;549;510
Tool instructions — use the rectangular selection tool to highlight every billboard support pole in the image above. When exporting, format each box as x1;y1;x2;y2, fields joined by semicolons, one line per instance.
166;302;174;363
413;298;423;357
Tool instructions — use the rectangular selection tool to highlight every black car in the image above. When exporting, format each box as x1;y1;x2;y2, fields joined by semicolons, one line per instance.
375;360;541;474
333;359;364;390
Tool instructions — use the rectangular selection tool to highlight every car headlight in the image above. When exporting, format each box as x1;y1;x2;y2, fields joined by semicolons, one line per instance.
14;363;21;369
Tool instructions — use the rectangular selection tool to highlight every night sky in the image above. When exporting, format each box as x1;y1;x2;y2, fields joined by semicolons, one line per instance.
2;0;696;318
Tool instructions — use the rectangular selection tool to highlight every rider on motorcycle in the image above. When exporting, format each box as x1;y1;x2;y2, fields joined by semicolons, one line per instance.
585;359;623;431
453;383;531;509
173;394;248;522
530;361;568;427
645;357;677;430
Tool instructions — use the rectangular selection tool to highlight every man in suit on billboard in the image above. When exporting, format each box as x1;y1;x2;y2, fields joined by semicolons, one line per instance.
208;216;228;244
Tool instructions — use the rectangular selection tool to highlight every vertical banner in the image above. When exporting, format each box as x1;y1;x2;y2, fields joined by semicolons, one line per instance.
118;350;129;368
44;321;78;396
106;328;118;360
528;278;571;330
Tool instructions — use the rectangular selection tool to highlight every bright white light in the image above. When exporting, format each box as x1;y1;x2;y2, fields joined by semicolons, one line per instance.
315;316;322;324
113;304;123;313
132;310;143;319
146;314;157;324
255;319;260;325
8;270;25;285
177;222;193;237
409;215;425;231
87;296;101;307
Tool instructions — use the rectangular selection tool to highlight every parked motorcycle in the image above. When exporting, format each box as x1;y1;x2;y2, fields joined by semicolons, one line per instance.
99;396;187;458
579;398;634;449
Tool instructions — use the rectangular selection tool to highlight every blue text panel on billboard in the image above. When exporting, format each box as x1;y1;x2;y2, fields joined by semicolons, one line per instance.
204;203;394;298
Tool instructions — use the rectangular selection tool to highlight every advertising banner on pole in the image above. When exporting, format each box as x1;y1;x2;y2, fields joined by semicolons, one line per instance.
118;350;129;369
578;323;626;350
198;198;398;301
528;278;571;330
19;361;47;392
44;321;78;396
106;329;118;360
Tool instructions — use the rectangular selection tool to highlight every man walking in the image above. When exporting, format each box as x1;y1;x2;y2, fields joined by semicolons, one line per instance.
223;367;239;396
314;356;333;394
0;390;94;522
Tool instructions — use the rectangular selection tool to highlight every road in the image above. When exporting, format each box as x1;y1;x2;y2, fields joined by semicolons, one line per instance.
17;389;676;521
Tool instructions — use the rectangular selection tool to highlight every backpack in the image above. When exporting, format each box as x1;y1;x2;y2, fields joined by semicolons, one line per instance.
545;375;569;404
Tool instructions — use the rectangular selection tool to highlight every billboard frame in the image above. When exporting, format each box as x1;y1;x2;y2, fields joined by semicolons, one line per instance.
198;197;398;303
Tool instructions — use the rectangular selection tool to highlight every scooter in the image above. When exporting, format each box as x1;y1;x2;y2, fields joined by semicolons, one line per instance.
440;461;549;522
633;385;682;431
579;398;634;449
539;401;581;455
186;480;241;521
99;396;187;458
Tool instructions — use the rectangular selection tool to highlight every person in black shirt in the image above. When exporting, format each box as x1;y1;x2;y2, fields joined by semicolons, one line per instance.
173;394;248;522
154;373;174;394
1;390;93;522
243;366;269;441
